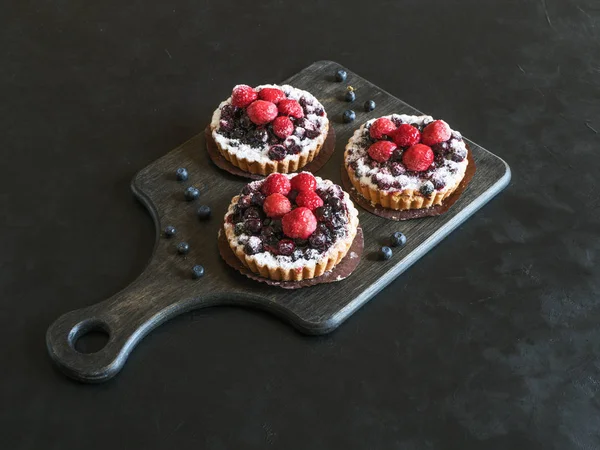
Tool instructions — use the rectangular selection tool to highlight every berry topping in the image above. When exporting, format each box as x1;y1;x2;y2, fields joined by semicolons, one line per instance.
197;205;211;220
164;225;176;238
342;110;356;123
296;190;324;211
268;145;287;161
258;87;286;104
421;120;451;146
402;144;434;172
246;100;278;125
450;146;467;162
272;116;294;139
177;242;190;255
420;181;435;196
364;100;376;112
263;193;292;218
369;118;397;140
244;236;263;255
314;206;332;222
391;124;421;147
231;85;258;108
345;88;356;102
184;186;200;201
290;172;317;192
175;167;188;181
192;265;205;279
277;99;304;118
245;218;263;234
335;69;347;82
277;239;295;256
380;246;393;260
368;140;397;163
390;232;407;247
309;232;327;251
261;173;291;196
282;207;318;239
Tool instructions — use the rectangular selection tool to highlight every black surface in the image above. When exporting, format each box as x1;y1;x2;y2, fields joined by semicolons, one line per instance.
2;1;599;449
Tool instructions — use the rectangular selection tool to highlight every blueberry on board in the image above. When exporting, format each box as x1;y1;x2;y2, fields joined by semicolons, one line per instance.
342;110;356;123
176;167;188;181
364;100;376;112
335;69;347;82
177;242;190;255
390;232;407;248
184;186;200;201
380;246;393;261
197;205;211;220
345;90;356;102
191;265;205;279
164;225;176;238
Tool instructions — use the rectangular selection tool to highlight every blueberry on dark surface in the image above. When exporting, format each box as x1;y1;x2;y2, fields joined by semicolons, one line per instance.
176;167;188;181
197;205;211;220
164;225;176;238
335;69;347;82
380;246;393;260
342;110;356;123
244;218;262;234
184;186;200;201
278;239;295;256
268;144;287;161
345;90;356;102
177;242;190;255
420;181;435;196
364;100;376;112
309;232;327;250
191;265;205;279
390;232;407;248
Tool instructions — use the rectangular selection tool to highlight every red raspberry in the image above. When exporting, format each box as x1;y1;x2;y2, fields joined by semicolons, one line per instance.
282;207;317;239
272;116;294;139
231;85;258;108
258;88;286;104
402;144;434;172
247;100;278;125
368;140;397;163
295;190;324;211
278;99;304;118
391;124;421;147
421;120;451;146
263;193;292;218
369;118;396;140
290;172;317;192
261;173;291;196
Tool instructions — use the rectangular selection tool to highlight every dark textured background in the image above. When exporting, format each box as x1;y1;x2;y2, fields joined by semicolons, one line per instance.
2;0;599;449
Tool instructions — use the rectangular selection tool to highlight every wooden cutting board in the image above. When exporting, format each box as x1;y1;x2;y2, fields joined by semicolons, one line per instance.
46;60;511;383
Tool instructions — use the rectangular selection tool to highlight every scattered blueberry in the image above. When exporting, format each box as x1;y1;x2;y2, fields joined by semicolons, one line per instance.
197;205;211;220
191;265;205;279
345;90;356;102
184;186;200;201
419;181;435;196
177;242;190;255
390;232;407;248
342;110;356;123
176;167;188;181
164;225;176;238
380;246;393;260
335;69;347;82
364;100;376;112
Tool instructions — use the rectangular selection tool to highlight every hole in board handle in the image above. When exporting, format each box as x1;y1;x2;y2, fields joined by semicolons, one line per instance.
68;319;111;354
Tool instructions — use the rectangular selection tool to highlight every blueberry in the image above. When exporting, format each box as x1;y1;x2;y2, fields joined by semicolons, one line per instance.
268;144;287;161
390;232;407;248
305;128;321;139
335;69;347;82
164;225;176;238
197;205;211;220
345;90;356;102
309;232;327;250
243;207;261;220
327;197;343;211
364;100;376;112
177;242;190;255
191;265;205;279
314;206;332;222
380;246;393;260
278;239;295;256
245;218;262;234
450;147;467;162
176;168;188;181
237;195;252;209
420;181;435;196
234;223;245;235
342;110;356;123
184;186;200;201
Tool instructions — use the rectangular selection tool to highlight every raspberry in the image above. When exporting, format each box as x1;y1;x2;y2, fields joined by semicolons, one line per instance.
261;173;291;196
391;124;421;147
369;118;396;140
263;193;292;218
272;116;294;139
278;99;304;118
290;172;317;192
295;190;324;211
368;140;397;163
402;144;434;172
231;85;258;108
421;120;451;146
258;88;286;104
247;100;278;125
282;207;317;239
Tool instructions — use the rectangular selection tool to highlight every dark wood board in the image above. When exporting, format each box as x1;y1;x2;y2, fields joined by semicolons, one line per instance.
46;60;511;383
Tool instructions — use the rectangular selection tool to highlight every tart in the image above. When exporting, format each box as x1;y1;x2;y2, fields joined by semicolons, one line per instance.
344;114;469;211
210;84;329;176
222;172;359;281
